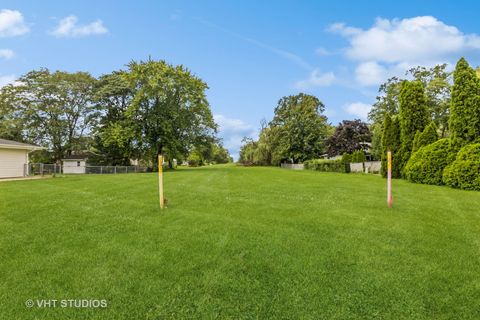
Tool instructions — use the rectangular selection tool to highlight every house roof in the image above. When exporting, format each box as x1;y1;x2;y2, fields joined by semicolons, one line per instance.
0;138;44;151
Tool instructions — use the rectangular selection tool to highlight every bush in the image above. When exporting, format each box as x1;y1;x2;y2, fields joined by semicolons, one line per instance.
404;139;453;185
351;150;366;163
304;159;349;173
412;122;438;152
341;153;352;164
443;143;480;190
187;152;202;167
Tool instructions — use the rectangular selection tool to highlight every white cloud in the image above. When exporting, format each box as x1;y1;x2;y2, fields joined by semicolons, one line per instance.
214;114;257;161
327;22;361;37
0;9;29;37
329;16;480;64
295;69;335;89
0;49;14;59
329;16;480;87
50;15;108;37
214;114;253;133
355;61;387;86
344;102;371;121
0;74;16;87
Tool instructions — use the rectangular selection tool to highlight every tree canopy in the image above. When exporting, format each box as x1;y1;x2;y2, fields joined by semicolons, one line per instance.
0;60;230;167
325;119;371;157
0;69;98;161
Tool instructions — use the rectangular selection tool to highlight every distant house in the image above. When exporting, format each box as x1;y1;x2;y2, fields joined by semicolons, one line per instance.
62;155;88;174
0;138;44;178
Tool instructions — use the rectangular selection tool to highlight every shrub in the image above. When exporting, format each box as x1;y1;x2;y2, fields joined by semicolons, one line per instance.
443;143;480;190
187;152;202;167
412;121;438;152
341;153;352;164
404;139;452;185
351;150;366;163
304;159;349;173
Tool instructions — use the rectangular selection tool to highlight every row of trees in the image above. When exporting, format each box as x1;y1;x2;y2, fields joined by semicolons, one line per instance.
239;94;372;165
381;57;480;190
239;57;480;191
0;59;232;168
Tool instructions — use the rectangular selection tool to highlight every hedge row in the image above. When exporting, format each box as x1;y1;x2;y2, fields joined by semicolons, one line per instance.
304;159;350;173
404;140;480;191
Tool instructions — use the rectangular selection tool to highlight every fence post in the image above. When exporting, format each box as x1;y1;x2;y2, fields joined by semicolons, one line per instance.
114;166;117;174
40;163;44;176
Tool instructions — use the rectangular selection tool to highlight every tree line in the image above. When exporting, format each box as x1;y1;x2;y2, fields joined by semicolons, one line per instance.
382;58;480;190
0;59;232;168
239;58;480;191
239;93;371;165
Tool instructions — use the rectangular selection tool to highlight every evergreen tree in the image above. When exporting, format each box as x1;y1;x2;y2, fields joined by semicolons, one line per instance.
449;58;480;149
381;113;402;178
412;121;438;152
398;80;429;173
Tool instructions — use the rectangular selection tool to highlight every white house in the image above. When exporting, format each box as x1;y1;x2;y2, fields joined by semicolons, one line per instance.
62;155;88;174
0;138;44;178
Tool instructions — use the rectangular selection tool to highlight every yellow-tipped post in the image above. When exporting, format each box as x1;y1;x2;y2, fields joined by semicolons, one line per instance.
158;155;164;209
387;151;393;208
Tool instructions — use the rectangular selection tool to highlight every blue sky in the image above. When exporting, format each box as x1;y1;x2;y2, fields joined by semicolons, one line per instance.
1;1;480;158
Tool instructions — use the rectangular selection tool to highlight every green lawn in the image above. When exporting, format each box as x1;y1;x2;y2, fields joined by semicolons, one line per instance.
1;165;480;319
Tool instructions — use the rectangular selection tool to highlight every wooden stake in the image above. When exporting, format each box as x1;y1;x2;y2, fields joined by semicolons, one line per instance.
158;155;164;209
387;151;393;208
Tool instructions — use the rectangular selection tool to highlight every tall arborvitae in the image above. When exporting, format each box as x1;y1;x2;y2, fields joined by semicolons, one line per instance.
381;113;402;178
449;58;480;149
398;80;429;173
412;121;438;152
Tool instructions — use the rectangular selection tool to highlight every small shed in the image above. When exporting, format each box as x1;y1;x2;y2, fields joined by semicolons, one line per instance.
0;138;44;178
62;155;88;174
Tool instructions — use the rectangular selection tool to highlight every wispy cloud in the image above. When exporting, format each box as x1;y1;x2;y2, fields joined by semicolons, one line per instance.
50;15;108;38
214;114;257;160
295;69;335;89
315;47;331;56
0;49;14;59
344;102;371;121
0;9;29;37
194;17;312;70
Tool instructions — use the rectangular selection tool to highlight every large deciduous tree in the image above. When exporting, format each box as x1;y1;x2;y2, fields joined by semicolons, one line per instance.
325;119;371;157
0;69;98;161
91;71;135;165
368;77;402;124
269;93;329;163
407;64;451;136
124;59;217;168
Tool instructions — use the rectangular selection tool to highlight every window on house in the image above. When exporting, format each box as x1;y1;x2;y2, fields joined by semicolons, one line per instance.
77;161;80;167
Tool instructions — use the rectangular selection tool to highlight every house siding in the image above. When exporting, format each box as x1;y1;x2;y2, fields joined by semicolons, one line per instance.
0;148;28;178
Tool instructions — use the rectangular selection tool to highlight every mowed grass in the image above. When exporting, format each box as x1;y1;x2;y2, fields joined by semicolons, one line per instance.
1;165;480;319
